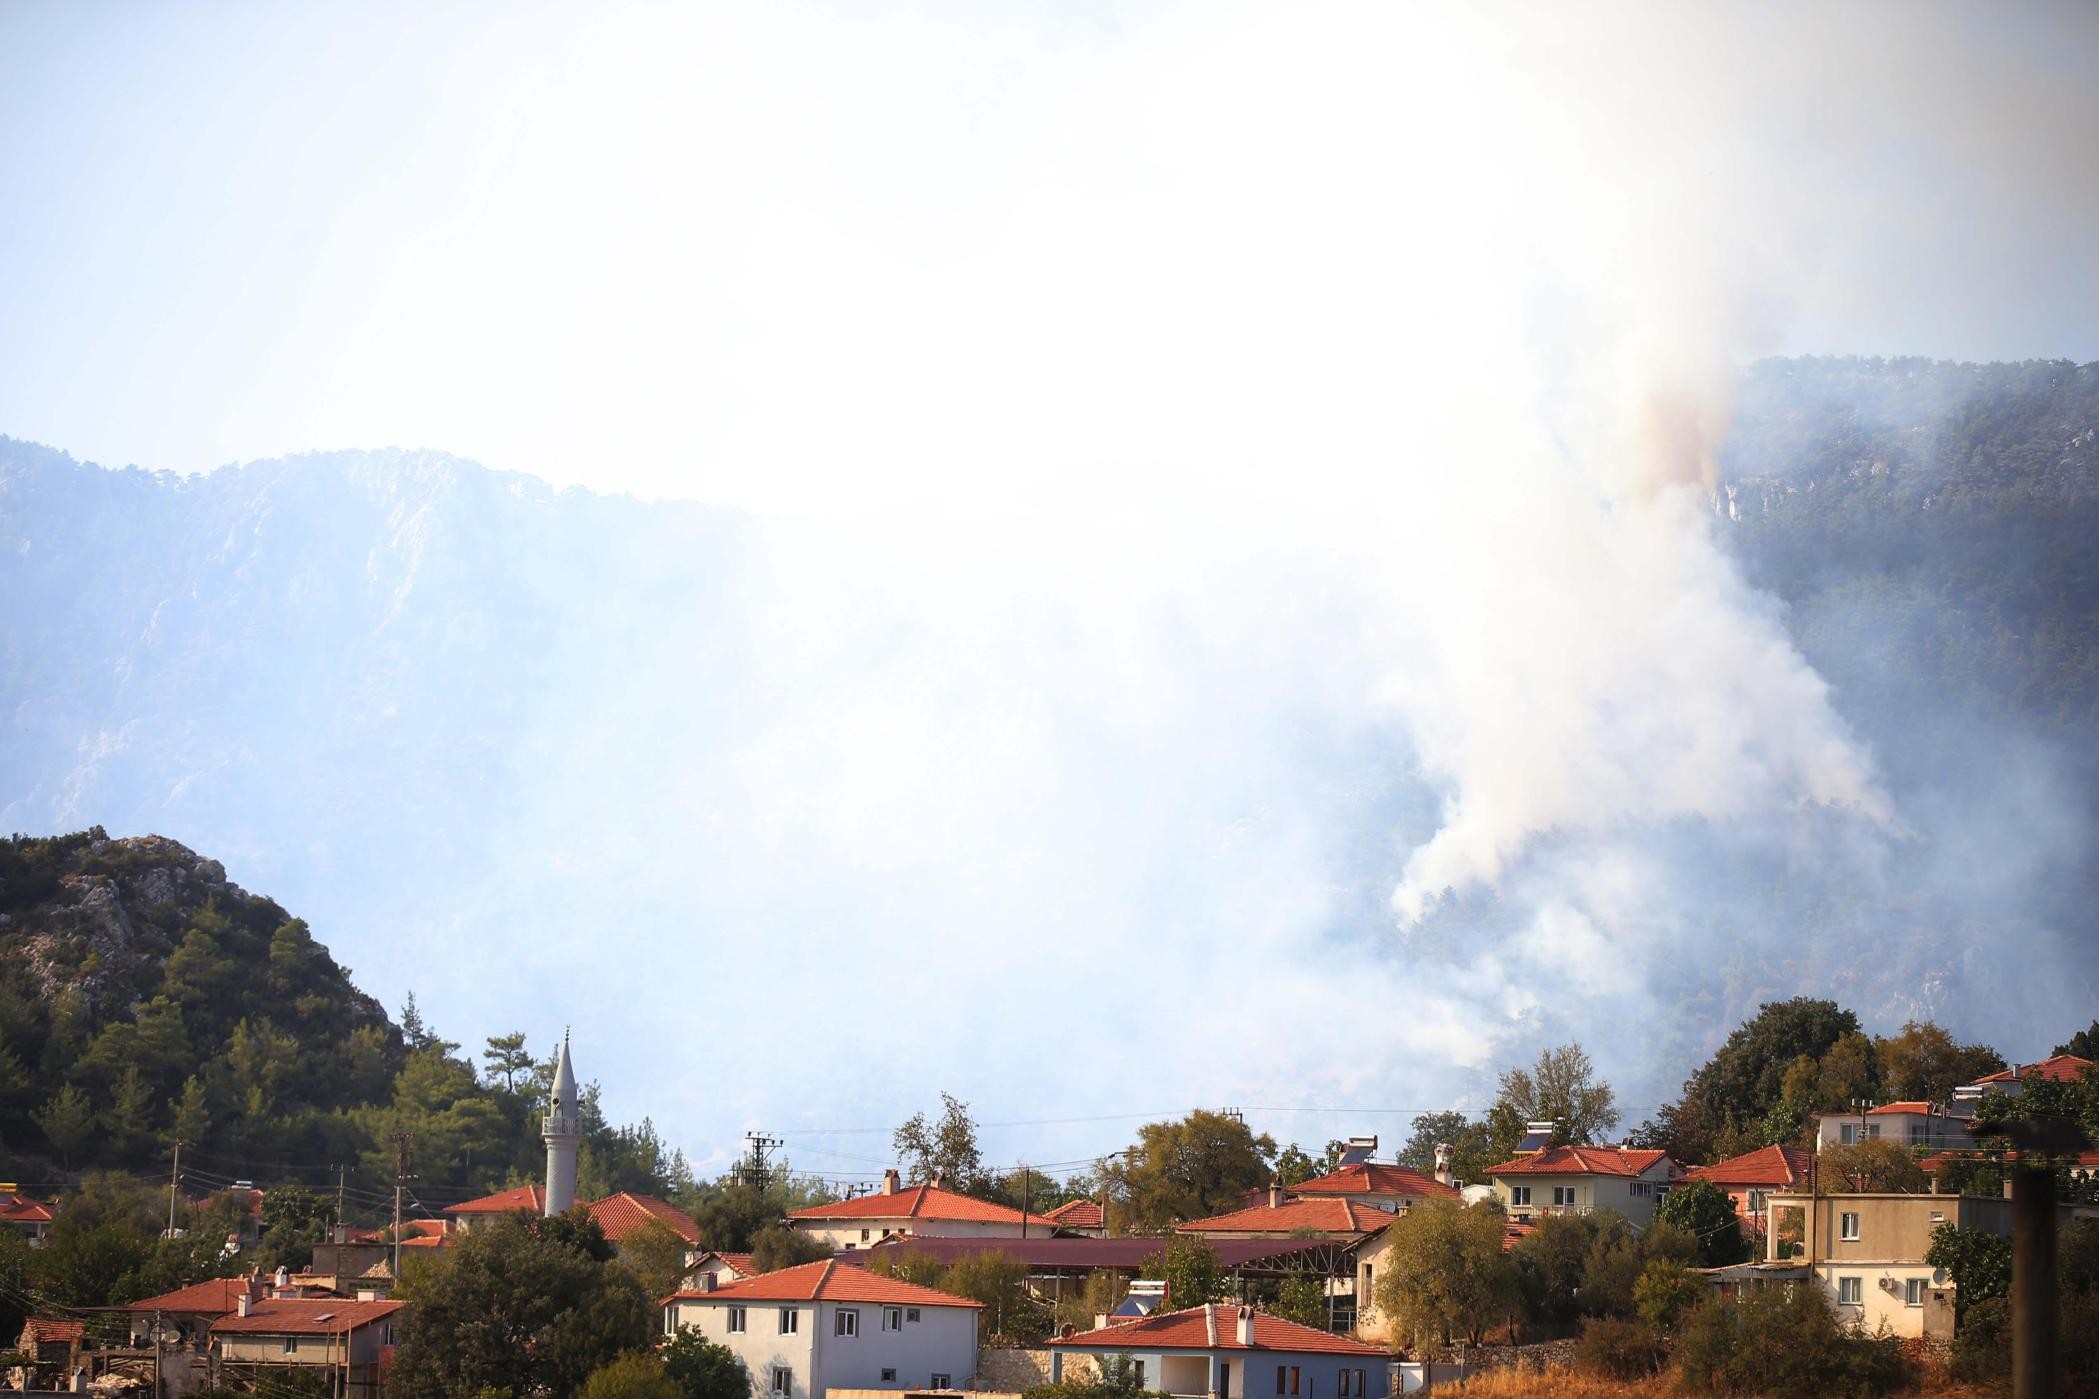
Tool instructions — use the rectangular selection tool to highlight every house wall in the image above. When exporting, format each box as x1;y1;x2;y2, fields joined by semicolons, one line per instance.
1762;1195;2010;1264
797;1218;1032;1251
1814;1114;1968;1152
218;1326;389;1366
667;1297;978;1399
1492;1171;1664;1228
1810;1264;1955;1339
1051;1348;1387;1399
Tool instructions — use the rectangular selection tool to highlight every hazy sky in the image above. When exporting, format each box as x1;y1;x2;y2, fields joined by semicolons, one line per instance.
6;0;2099;1174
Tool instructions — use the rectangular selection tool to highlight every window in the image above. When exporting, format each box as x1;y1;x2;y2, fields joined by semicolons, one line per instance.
1840;1212;1861;1242
1905;1278;1925;1307
881;1371;898;1384
1629;1182;1651;1199
1552;1186;1577;1206
1360;1264;1372;1298
836;1309;859;1337
932;1377;952;1391
1351;1371;1366;1397
728;1307;747;1334
1131;1367;1144;1391
883;1308;902;1332
779;1307;800;1335
282;1336;298;1354
1748;1190;1767;1214
1275;1365;1299;1395
862;1229;872;1242
906;1308;920;1323
1510;1186;1532;1206
1910;1126;1930;1146
773;1367;793;1397
1839;1124;1858;1145
1837;1277;1862;1306
1337;1371;1353;1398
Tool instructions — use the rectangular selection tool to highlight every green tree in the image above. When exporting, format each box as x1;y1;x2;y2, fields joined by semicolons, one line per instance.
748;1223;829;1274
168;1074;212;1146
663;1327;750;1399
1109;1111;1277;1230
1643;999;1862;1164
1140;1235;1226;1308
1396;1112;1494;1188
1925;1223;2010;1327
893;1093;988;1193
581;1352;682;1399
1821;1138;1927;1193
1484;1044;1619;1162
1654;1179;1750;1266
945;1250;1047;1341
617;1217;694;1302
1272;1274;1328;1329
482;1032;535;1093
102;1066;158;1162
1513;1212;1598;1323
1633;1259;1705;1335
1274;1144;1317;1188
389;1213;652;1398
2056;1022;2099;1060
1877;1020;2003;1102
1372;1201;1519;1352
34;1084;95;1167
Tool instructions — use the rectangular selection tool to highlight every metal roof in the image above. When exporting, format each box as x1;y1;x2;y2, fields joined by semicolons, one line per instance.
840;1235;1340;1271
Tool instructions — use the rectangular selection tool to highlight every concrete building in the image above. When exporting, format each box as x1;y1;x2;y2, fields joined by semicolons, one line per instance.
662;1258;982;1399
786;1174;1061;1251
1754;1191;2017;1339
1812;1102;1971;1152
209;1295;405;1399
1483;1145;1679;1228
1049;1304;1391;1399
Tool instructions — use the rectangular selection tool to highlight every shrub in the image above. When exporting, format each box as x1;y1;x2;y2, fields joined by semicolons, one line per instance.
1575;1316;1661;1380
1633;1259;1706;1336
581;1351;682;1399
1673;1287;1906;1397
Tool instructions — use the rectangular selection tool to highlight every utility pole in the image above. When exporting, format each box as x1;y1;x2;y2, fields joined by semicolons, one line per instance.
389;1132;416;1280
1021;1167;1031;1240
166;1139;186;1238
335;1164;347;1232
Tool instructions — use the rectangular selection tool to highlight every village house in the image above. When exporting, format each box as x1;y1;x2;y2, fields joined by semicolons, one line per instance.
208;1295;405;1399
0;1190;54;1247
125;1269;341;1346
1042;1198;1107;1236
661;1257;982;1399
588;1190;702;1248
786;1171;1062;1251
1483;1135;1680;1229
1287;1162;1459;1213
1049;1303;1392;1399
1954;1052;2094;1104
12;1317;85;1391
1177;1193;1401;1241
443;1183;547;1232
1682;1145;1813;1239
1812;1101;1971;1152
683;1250;761;1290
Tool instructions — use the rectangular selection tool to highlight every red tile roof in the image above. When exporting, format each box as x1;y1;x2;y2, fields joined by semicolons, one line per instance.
1052;1305;1388;1357
789;1183;1060;1230
126;1277;256;1315
589;1192;702;1246
1501;1219;1538;1251
1970;1054;2094;1085
1865;1101;1944;1116
1288;1163;1460;1202
1922;1147;2099;1172
22;1318;85;1345
665;1258;983;1308
210;1299;405;1337
1684;1146;1812;1190
1486;1147;1673;1179
689;1251;758;1277
0;1194;54;1225
1177;1198;1397;1235
443;1184;546;1216
1045;1199;1105;1229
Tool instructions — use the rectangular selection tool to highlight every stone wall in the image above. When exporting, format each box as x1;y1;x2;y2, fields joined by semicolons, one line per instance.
976;1348;1096;1392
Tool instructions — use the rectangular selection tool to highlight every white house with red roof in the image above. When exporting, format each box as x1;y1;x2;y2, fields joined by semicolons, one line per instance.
209;1295;405;1399
662;1258;982;1399
1812;1101;1971;1153
1287;1163;1459;1215
1955;1053;2094;1103
0;1191;54;1246
1049;1303;1391;1399
1483;1145;1680;1228
1682;1145;1813;1237
786;1178;1062;1252
1042;1198;1106;1236
1176;1196;1401;1241
443;1183;547;1232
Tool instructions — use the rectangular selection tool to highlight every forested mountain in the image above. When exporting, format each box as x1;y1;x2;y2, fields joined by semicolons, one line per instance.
0;829;683;1203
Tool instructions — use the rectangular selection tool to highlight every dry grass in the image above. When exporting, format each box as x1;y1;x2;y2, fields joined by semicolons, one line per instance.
1437;1364;2006;1398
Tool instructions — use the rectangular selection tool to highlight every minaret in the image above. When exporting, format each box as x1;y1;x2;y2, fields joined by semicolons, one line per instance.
543;1031;581;1216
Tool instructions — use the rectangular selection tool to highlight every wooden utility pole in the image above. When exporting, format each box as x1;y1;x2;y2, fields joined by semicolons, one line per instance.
166;1139;186;1237
389;1131;416;1279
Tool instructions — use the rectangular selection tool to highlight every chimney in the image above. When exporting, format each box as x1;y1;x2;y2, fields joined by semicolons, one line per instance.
236;1294;252;1318
1267;1179;1282;1209
930;1167;947;1189
1433;1143;1454;1189
275;1266;290;1289
1236;1307;1255;1346
1204;1304;1218;1347
883;1169;901;1195
699;1272;717;1293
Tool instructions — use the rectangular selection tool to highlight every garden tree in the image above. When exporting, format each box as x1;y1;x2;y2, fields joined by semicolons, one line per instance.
1633;1260;1706;1336
1274;1144;1318;1188
945;1251;1047;1342
663;1327;750;1399
1820;1138;1928;1193
1396;1112;1495;1188
1925;1223;2010;1327
1513;1213;1597;1323
749;1224;830;1274
868;1250;948;1289
258;1182;332;1271
1578;1220;1693;1319
1053;1270;1130;1333
581;1352;683;1399
389;1212;653;1398
1673;1282;1906;1396
1372;1201;1519;1352
1876;1020;2003;1102
987;1164;1092;1214
1484;1043;1619;1162
1641;999;1865;1163
2058;1021;2099;1060
1141;1235;1227;1308
482;1032;535;1094
1108;1111;1277;1230
893;1093;988;1193
1653;1179;1751;1266
683;1173;835;1253
34;1084;95;1167
1272;1274;1328;1329
615;1217;692;1301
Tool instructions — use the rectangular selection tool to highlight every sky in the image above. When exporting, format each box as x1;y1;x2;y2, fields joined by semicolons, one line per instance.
5;0;2099;1177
